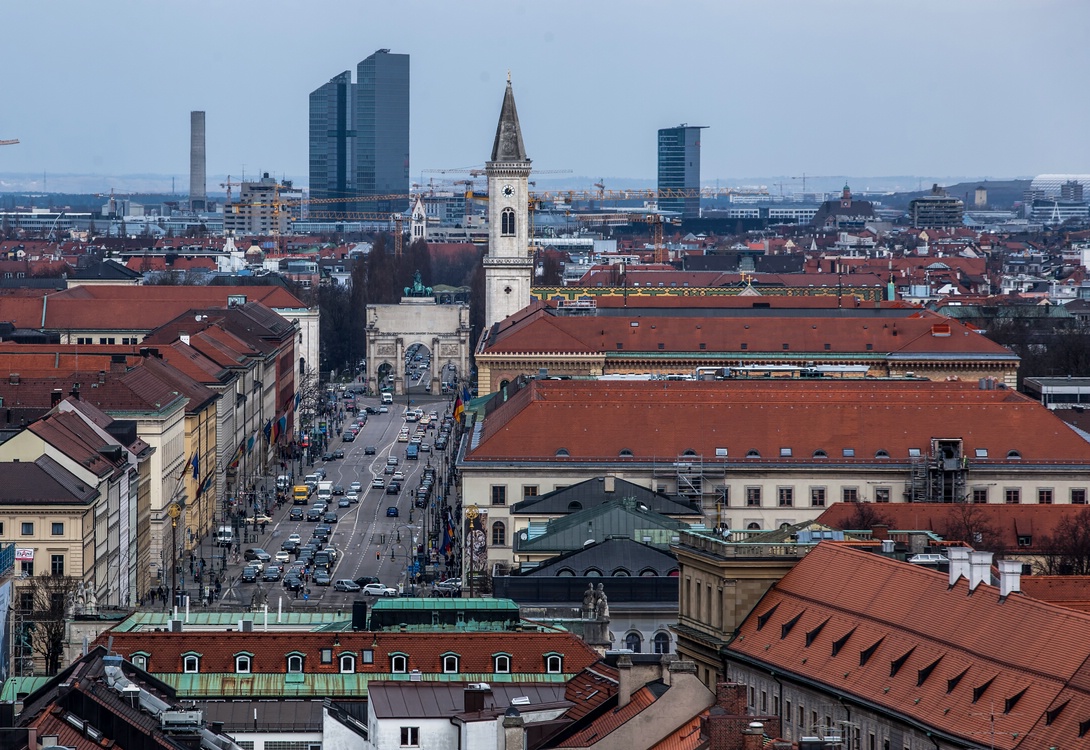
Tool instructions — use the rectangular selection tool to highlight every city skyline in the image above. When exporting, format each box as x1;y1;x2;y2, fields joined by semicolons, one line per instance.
1;0;1089;190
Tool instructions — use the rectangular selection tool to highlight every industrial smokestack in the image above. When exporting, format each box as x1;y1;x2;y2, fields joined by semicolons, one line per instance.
190;111;207;211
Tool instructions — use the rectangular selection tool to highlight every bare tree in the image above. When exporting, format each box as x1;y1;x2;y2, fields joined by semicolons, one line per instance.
844;502;891;530
1035;508;1090;575
940;503;1008;557
18;574;79;675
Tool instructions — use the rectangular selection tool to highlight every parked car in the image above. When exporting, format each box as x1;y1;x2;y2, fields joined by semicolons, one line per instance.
431;578;462;597
334;579;361;592
245;513;273;525
244;548;271;563
363;583;398;597
386;505;399;517
322;452;333;461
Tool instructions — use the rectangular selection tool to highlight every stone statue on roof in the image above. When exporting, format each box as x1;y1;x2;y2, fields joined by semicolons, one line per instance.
593;583;609;620
582;583;596;619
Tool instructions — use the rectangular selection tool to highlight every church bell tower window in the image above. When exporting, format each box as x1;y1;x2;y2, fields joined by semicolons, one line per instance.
501;207;516;237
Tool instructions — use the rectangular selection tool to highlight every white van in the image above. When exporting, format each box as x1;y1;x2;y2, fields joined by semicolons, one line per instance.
381;392;393;404
276;474;290;490
215;526;235;547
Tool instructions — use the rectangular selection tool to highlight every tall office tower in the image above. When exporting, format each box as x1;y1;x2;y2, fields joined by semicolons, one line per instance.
309;71;356;212
657;124;706;219
356;49;409;213
189;111;206;211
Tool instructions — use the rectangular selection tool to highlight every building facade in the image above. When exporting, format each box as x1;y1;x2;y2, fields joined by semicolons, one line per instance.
657;125;705;219
309;70;356;208
356;49;409;212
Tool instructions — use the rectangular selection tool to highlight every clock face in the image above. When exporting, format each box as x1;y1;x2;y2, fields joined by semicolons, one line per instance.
502;185;514;197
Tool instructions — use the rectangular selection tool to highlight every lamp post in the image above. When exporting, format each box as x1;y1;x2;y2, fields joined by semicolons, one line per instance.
167;502;181;606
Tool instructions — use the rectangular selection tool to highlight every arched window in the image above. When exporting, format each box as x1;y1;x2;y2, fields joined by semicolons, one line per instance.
619;448;634;458
585;568;602;577
442;653;460;673
556;567;576;576
555;448;570;457
501;208;516;237
235;654;252;674
612;568;630;576
183;654;200;674
567;501;582;512
1007;450;1022;460
639;568;658;577
491;521;506;547
813;450;828;458
339;654;355;674
130;653;148;671
545;654;563;673
286;654;304;674
391;654;408;673
653;632;671;654
682;449;698;457
746;450;761;459
747;522;762;530
625;632;643;653
494;654;511;673
875;449;890;459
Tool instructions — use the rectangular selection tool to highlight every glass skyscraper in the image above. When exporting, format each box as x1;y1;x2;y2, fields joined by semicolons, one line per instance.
309;50;409;214
657;124;706;219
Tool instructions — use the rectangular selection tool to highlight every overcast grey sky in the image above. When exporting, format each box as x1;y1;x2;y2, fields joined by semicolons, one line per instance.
1;0;1088;189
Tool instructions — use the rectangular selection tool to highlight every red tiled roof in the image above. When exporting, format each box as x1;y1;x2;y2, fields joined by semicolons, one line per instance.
465;380;1090;465
556;686;658;747
1019;576;1090;612
481;304;1012;358
650;712;707;750
100;631;600;677
726;543;1090;750
562;665;619;721
816;503;1088;553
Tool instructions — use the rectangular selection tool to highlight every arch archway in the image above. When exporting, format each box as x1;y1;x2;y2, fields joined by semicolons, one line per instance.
365;301;471;397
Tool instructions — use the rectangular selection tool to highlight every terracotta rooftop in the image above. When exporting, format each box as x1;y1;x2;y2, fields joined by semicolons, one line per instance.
725;543;1090;750
465;379;1090;465
1019;576;1090;612
480;303;1014;359
555;684;661;747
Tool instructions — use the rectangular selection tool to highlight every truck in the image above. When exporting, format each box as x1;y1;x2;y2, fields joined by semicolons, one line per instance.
317;480;334;502
293;485;310;504
381;391;393;404
406;443;419;460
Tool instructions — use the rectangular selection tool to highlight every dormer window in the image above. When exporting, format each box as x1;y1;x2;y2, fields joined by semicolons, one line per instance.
545;653;563;674
340;654;356;674
286;653;304;673
391;653;408;673
494;654;511;674
183;653;200;674
235;653;252;674
442;653;460;674
130;653;148;671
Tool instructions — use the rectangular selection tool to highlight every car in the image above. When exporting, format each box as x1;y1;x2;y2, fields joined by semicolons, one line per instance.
364;445;377;455
365;406;378;414
245;513;273;525
241;566;259;583
354;575;381;587
378;406;389;413
332;484;345;496
349;481;363;493
263;565;281;582
386;483;401;496
332;449;345;459
342;432;355;442
383;464;396;475
420;442;431;452
338;498;351;508
283;574;303;592
371;477;386;489
363;583;398;597
289;507;304;521
287;533;302;544
314;468;327;480
275;550;291;564
314;570;332;586
306;508;322;522
334;579;361;592
323;511;338;524
908;553;949;565
322;452;333;461
312;501;328;512
387;456;399;466
386;505;400;517
393;471;405;481
435;437;447;450
346;492;360;504
431;579;462;597
280;539;298;553
244;548;271;563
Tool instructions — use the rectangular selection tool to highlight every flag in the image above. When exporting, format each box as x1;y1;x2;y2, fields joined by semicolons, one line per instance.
294;392;302;408
276;414;288;441
246;431;257;454
196;472;214;498
177;454;191;481
461;384;472;404
442;510;456;554
263;419;273;443
191;453;199;480
228;440;244;469
453;394;464;421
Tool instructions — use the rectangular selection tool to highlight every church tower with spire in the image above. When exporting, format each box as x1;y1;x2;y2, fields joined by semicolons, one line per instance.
483;74;533;330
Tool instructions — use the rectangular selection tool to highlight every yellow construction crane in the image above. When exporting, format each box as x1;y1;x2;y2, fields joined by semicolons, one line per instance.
573;212;681;264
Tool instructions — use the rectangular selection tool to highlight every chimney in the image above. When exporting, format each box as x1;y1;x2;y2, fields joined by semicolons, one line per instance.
999;559;1022;598
463;684;490;714
744;722;765;750
871;523;889;541
715;682;747;714
968;550;993;591
880;539;895;555
948;547;970;587
69;383;80;401
180;333;190;346
604;474;616;493
502;707;525;750
616;653;634;708
110;354;127;373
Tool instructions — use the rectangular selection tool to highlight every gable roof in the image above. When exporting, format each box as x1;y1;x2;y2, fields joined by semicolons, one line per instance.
725;542;1090;750
367;681;567;719
513;476;699;517
515;498;688;554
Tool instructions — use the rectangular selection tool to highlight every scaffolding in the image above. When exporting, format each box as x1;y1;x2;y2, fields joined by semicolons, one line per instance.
904;438;968;503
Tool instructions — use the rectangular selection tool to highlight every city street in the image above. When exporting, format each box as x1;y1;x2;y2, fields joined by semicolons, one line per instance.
173;390;459;613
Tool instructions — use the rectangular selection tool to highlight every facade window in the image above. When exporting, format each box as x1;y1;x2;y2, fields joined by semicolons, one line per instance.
76;337;92;345
20;561;33;577
20;522;33;536
1038;488;1054;504
98;337;116;345
875;487;891;503
842;448;855;457
442;654;459;673
1005;488;1021;505
972;488;989;504
761;690;767;713
746;487;762;507
361;649;374;664
50;555;64;576
653;632;670;654
183;655;200;674
494;654;511;673
286;654;303;673
400;727;420;747
625;632;642;652
810;487;826;507
778;487;794;507
842;487;859;503
131;654;147;670
0;522;4;535
235;655;251;673
780;447;792;457
320;648;332;664
545;654;563;673
340;654;355;673
490;485;507;506
51;522;64;536
391;654;408;673
1073;488;1087;505
501;207;516;236
491;522;506;547
523;485;538;498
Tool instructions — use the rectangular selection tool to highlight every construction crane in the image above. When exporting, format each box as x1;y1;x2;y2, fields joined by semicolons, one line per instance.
790;174;846;193
0;139;18;146
573;212;681;264
303;210;407;256
220;175;244;203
